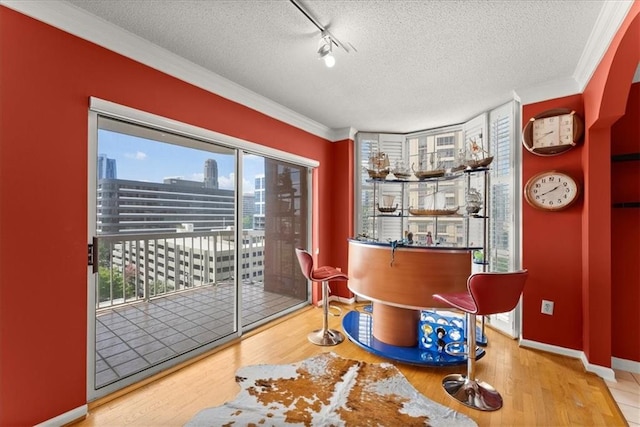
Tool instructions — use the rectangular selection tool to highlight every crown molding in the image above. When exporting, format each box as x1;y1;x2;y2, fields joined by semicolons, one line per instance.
1;0;340;141
329;127;358;142
573;0;635;91
512;76;581;107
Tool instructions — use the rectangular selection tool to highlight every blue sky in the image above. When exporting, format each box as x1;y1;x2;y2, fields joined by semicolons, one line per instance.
98;129;264;194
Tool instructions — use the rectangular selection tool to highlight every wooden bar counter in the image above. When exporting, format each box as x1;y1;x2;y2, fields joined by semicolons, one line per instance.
347;239;474;347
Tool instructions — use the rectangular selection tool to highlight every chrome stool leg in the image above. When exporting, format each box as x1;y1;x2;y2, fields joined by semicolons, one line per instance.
307;280;344;346
441;313;503;411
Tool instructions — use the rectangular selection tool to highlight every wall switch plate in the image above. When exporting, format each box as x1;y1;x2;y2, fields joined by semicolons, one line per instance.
541;300;554;315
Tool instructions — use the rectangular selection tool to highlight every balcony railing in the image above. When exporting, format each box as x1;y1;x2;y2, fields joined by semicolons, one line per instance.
96;229;265;309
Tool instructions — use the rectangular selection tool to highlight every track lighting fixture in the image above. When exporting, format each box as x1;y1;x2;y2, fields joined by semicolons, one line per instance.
289;0;355;69
317;32;335;68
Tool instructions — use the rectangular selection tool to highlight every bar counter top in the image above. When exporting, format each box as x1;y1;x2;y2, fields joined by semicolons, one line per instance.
348;237;482;251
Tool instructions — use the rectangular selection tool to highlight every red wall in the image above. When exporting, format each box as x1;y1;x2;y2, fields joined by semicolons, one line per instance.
327;138;355;300
611;83;640;361
0;7;352;425
308;137;354;304
522;95;585;350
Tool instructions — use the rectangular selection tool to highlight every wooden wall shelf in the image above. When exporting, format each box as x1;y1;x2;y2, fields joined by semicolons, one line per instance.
611;152;640;162
613;202;640;208
611;152;639;207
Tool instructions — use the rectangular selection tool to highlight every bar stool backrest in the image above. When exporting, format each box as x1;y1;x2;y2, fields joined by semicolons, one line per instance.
295;248;314;281
468;270;528;316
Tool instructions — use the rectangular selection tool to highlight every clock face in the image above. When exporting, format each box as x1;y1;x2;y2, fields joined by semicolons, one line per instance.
558;113;574;145
524;171;579;211
532;116;559;149
532;115;574;149
522;109;583;156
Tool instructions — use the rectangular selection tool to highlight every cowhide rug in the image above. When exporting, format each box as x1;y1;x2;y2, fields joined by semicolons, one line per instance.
186;352;477;427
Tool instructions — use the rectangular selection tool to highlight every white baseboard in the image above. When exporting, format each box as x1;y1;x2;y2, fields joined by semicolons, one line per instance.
581;353;616;382
34;404;87;427
520;338;583;358
334;295;356;305
612;357;640;374
519;339;616;381
316;295;355;306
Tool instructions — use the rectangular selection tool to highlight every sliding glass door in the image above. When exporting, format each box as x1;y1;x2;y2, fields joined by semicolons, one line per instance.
239;155;309;329
88;106;311;400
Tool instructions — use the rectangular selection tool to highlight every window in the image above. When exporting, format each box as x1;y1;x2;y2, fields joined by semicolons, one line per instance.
487;102;520;272
355;102;519;266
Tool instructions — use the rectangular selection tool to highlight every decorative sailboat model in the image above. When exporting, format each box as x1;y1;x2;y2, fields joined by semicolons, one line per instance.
377;194;398;213
412;152;446;179
391;161;412;180
366;151;390;180
465;137;493;169
409;190;459;216
465;188;483;214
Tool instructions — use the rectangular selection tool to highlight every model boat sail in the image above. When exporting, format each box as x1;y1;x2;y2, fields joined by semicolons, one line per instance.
452;149;468;172
366;151;390;180
412;152;445;179
465;137;493;168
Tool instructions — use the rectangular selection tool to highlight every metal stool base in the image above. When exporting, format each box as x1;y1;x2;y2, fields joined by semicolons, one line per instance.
442;373;503;411
308;328;344;346
308;279;344;346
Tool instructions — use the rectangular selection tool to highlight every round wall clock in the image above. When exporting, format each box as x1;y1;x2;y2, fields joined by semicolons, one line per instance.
522;108;584;156
524;170;580;211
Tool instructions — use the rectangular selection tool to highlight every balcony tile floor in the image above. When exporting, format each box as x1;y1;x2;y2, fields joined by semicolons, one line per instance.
606;369;640;426
95;282;304;388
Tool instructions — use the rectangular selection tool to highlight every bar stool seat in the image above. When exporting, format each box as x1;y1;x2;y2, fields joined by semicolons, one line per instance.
295;248;348;346
433;270;528;411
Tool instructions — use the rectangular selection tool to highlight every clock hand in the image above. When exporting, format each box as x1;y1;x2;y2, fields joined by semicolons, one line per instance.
540;185;560;196
535;130;554;142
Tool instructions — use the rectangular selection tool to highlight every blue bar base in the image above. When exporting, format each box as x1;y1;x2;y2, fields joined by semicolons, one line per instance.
342;309;486;367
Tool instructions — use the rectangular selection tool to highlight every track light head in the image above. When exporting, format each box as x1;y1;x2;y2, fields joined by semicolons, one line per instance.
317;32;335;68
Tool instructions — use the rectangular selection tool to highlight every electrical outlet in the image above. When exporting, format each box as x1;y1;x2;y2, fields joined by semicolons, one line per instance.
541;300;554;315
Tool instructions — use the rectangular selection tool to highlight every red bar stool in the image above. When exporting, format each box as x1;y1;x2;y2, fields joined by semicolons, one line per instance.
432;270;528;411
295;248;348;346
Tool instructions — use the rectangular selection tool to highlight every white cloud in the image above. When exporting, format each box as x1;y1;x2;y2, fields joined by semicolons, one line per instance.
218;174;234;190
125;151;147;160
218;173;254;194
242;177;253;194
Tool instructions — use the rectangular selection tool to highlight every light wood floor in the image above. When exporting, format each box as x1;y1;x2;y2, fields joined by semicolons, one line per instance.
76;303;627;426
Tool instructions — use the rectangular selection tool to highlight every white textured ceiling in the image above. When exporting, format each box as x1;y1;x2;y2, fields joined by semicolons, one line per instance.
58;0;625;134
